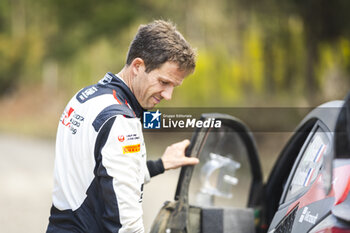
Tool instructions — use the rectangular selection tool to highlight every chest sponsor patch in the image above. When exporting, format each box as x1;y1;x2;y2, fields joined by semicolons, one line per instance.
122;144;141;154
118;134;140;143
126;134;140;141
118;135;125;142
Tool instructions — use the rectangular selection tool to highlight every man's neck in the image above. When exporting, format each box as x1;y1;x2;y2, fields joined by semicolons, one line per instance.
117;66;133;92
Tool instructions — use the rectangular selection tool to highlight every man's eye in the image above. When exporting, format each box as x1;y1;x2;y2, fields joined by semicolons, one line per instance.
160;80;169;85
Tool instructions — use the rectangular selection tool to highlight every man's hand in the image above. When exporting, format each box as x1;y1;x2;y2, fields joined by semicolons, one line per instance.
161;139;199;170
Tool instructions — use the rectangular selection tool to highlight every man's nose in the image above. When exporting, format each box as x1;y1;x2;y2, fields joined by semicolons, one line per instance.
161;86;174;101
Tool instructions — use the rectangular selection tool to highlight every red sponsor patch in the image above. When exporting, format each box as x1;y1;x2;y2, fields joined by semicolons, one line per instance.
61;107;74;126
118;135;125;142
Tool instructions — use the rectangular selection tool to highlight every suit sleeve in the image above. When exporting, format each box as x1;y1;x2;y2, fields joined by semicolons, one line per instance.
97;115;146;233
147;159;165;177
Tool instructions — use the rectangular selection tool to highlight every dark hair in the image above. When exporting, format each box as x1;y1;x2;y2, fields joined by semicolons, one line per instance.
126;20;196;74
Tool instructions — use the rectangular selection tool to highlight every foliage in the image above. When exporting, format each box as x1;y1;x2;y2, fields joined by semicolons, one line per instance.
46;0;154;60
0;0;349;106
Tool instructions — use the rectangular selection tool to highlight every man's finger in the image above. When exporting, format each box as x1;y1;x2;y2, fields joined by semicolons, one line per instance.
181;139;191;156
184;157;199;165
181;139;190;148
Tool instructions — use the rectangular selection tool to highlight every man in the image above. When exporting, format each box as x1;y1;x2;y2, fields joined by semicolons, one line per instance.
47;20;199;233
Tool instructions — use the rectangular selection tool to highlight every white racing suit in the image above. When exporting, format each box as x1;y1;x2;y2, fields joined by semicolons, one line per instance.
47;73;164;233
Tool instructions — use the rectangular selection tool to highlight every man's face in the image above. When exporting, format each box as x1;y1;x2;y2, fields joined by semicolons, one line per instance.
132;61;188;109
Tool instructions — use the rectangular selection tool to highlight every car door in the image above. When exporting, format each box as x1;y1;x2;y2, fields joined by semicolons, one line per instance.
265;99;350;233
150;113;263;233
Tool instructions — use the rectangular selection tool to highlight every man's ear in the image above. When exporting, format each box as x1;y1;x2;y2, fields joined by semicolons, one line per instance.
130;58;145;76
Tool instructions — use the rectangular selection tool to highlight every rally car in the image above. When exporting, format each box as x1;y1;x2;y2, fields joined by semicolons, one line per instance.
149;93;350;233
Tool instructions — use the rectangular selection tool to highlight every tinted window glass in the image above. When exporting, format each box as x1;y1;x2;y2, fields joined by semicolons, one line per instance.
188;125;252;208
285;127;331;201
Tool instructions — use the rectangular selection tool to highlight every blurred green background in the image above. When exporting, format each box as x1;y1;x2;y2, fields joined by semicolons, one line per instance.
1;0;350;137
0;1;350;232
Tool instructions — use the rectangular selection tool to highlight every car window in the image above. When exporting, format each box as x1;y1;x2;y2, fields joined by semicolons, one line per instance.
284;126;332;201
188;124;253;208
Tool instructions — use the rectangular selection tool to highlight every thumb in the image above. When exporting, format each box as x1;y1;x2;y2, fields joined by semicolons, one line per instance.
183;157;199;166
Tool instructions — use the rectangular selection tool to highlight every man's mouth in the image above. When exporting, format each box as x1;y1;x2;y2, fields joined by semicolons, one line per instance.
153;96;161;104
